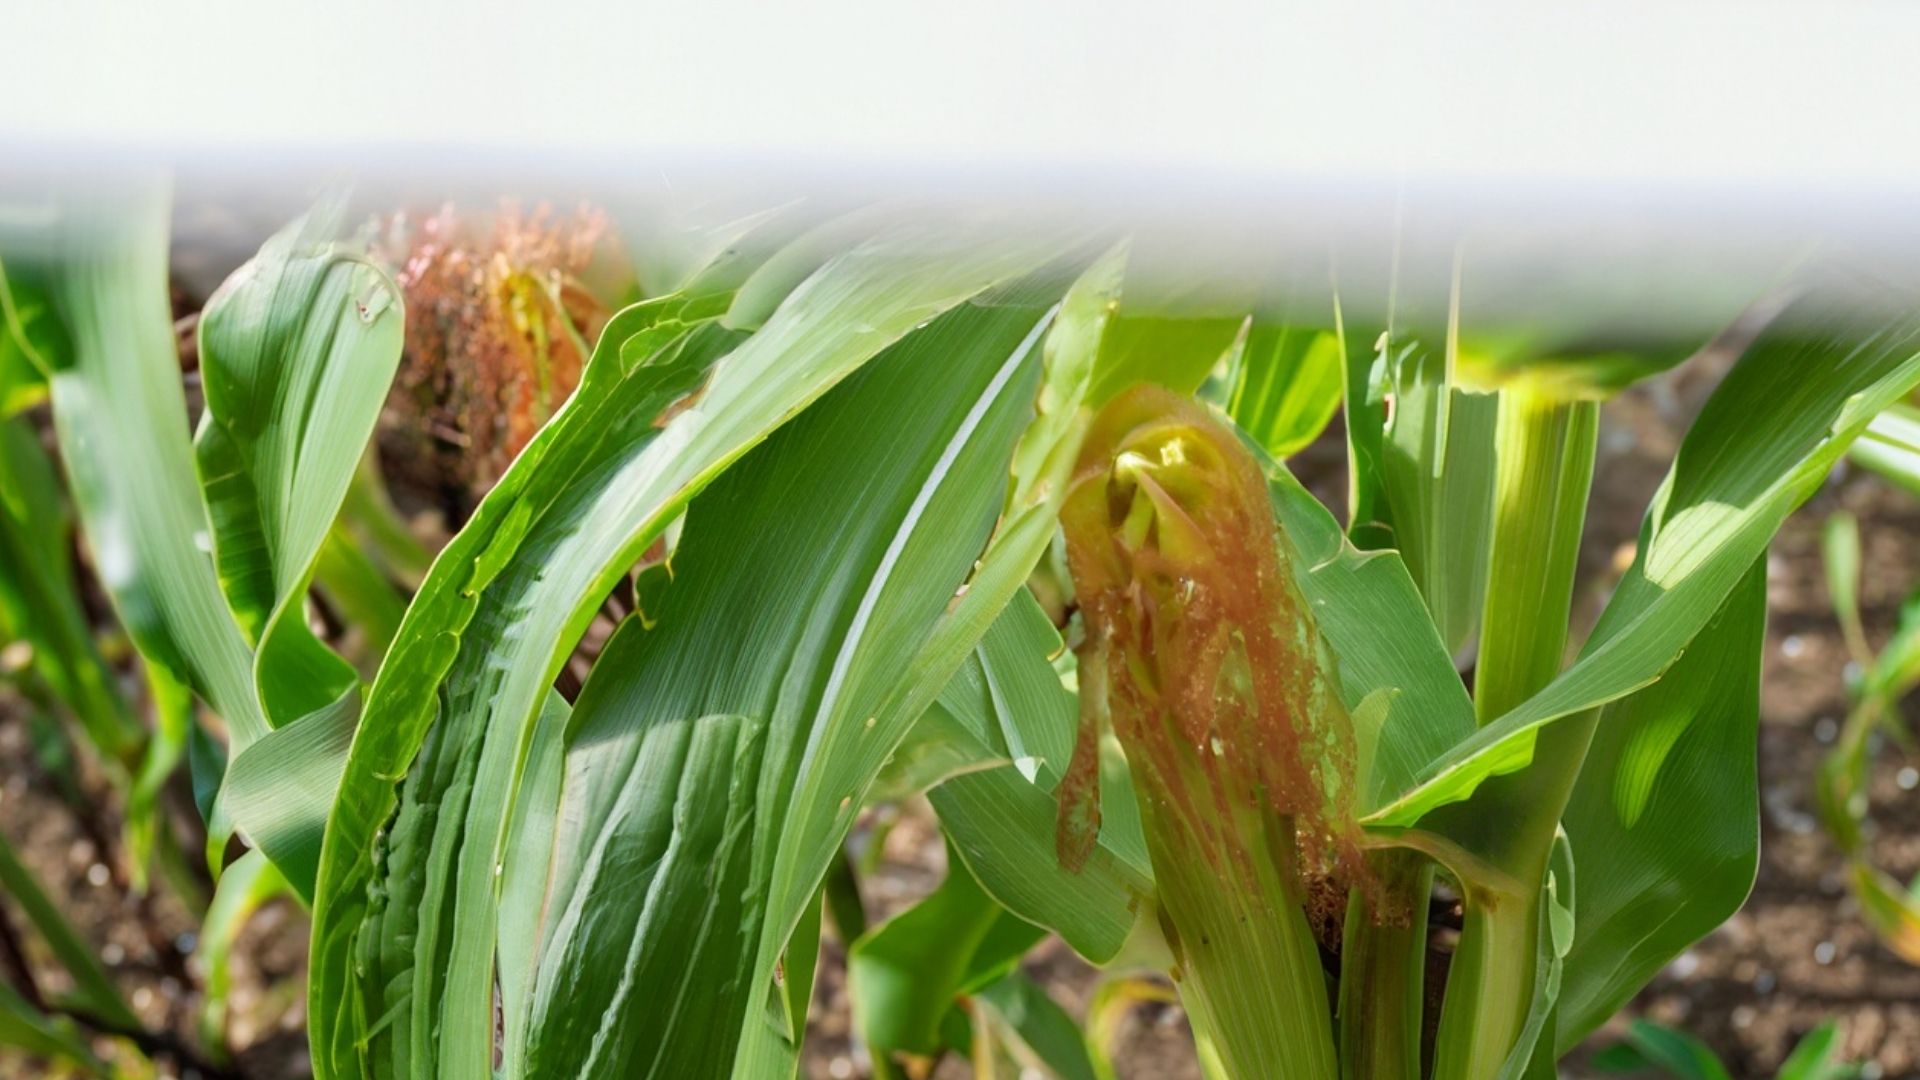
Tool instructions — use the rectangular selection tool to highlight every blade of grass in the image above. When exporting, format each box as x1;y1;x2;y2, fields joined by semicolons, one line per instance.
194;848;288;1057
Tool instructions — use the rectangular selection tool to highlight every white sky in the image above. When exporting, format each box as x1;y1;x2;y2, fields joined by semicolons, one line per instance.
5;0;1917;194
8;0;1918;339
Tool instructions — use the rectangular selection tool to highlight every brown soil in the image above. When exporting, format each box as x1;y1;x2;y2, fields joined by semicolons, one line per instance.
0;709;312;1080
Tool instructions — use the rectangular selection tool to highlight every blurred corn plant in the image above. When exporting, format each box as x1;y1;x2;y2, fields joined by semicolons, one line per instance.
5;173;1920;1080
0;178;409;1075
375;203;613;504
1593;1018;1860;1080
1817;400;1920;964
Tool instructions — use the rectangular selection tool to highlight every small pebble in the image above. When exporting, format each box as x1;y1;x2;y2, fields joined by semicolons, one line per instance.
101;943;125;966
1731;1005;1756;1030
175;931;198;954
86;862;110;887
1816;717;1839;744
828;1058;853;1080
1668;951;1700;979
1815;941;1837;965
1782;634;1806;659
1753;970;1776;994
1899;767;1918;792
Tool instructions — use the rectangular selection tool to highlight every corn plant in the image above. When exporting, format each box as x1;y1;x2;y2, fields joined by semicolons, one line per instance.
1817;402;1920;963
0;178;407;1077
5;174;1920;1080
1593;1019;1859;1080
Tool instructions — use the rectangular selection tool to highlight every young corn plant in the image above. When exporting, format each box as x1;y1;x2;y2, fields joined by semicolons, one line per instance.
1594;1018;1860;1080
1818;405;1920;963
7;175;1920;1080
1;178;407;1074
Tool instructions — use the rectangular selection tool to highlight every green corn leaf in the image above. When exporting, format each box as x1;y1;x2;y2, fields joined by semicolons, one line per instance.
720;207;893;331
0;271;59;417
1456;353;1698;399
849;849;1044;1070
1378;347;1500;656
1847;400;1920;496
335;450;434;588
0;416;141;765
0;183;264;748
1857;574;1920;708
1085;977;1177;1080
530;710;771;1077
193;194;403;655
310;524;408;667
926;594;1155;965
1472;385;1600;724
1261;459;1477;810
1496;831;1576;1080
308;223;1062;1080
1365;293;1920;830
0;983;105;1076
1227;322;1343;459
1823;512;1871;668
1846;861;1920;965
194;847;289;1053
824;846;868;943
309;295;744;1080
125;659;193;891
961;973;1099;1080
516;287;1053;1080
190;200;406;896
0;831;138;1030
1775;1021;1859;1080
1607;1020;1735;1080
495;691;572;1074
1341;325;1396;549
2;187;407;901
1553;563;1766;1049
1088;310;1243;406
222;687;359;896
